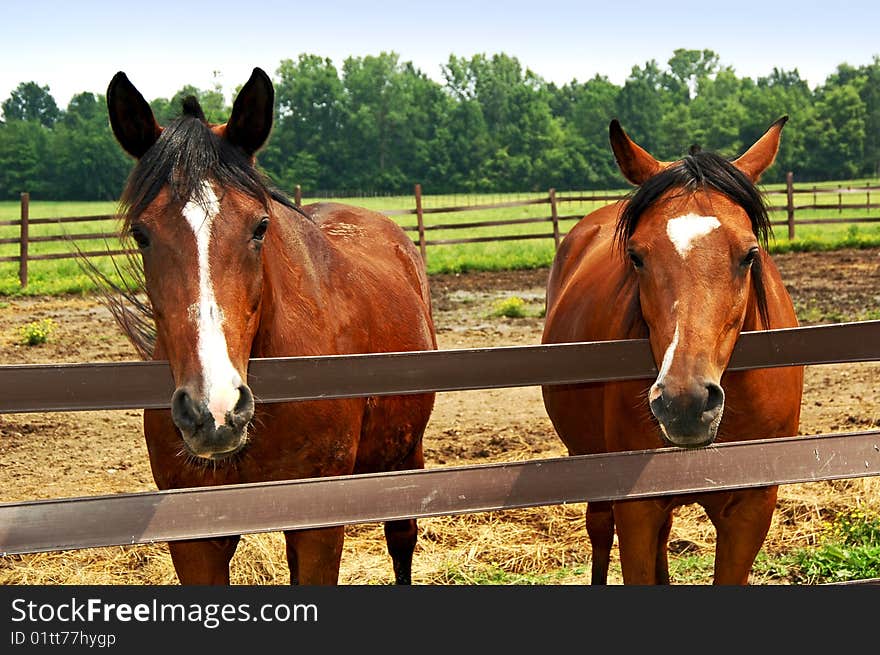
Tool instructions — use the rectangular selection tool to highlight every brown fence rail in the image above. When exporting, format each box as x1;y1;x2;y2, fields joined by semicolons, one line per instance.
1;320;879;569
3;430;879;556
6;176;879;287
1;320;878;413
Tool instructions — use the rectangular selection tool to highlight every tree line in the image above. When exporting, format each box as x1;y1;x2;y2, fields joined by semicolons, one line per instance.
1;49;878;200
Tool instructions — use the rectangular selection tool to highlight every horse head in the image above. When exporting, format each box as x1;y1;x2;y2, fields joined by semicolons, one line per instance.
107;68;277;460
610;117;787;447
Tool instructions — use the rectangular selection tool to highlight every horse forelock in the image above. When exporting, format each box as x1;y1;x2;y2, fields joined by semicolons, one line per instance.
614;150;773;327
181;95;206;121
614;151;771;250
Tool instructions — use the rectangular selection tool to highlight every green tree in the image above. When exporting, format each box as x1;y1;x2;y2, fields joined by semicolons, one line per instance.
853;57;880;176
688;67;746;155
261;54;347;191
341;52;447;191
739;68;814;182
51;93;131;199
550;75;621;188
63;92;102;127
825;56;880;175
803;82;867;179
0;120;52;198
615;60;673;157
1;82;60;127
665;48;720;103
441;53;562;190
427;98;492;191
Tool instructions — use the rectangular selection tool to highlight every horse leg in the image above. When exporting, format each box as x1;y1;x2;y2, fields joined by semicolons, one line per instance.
168;536;240;585
613;498;673;584
654;513;674;585
703;486;778;585
381;441;425;585
383;520;417;585
284;526;345;585
585;501;614;585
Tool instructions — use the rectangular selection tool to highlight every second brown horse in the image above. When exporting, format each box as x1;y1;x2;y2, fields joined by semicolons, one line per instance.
542;118;804;584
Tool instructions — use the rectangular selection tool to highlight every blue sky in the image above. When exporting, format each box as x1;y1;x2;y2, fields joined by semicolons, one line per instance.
2;0;879;108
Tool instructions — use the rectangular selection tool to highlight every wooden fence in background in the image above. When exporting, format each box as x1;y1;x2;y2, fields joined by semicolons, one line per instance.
374;176;879;263
4;175;879;286
0;193;131;288
1;319;879;589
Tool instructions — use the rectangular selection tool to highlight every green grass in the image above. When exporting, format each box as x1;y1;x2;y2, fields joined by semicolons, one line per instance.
784;509;880;584
2;181;878;295
435;562;593;585
432;509;880;584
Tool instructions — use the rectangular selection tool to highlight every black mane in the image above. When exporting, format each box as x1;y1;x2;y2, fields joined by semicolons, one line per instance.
614;149;774;327
119;110;296;228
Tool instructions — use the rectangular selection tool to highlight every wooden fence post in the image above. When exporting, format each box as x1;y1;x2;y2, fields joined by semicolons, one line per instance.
19;192;29;289
549;188;560;250
415;183;427;263
785;172;795;240
294;184;302;207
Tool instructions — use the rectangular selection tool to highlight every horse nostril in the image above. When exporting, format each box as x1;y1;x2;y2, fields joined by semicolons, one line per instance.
649;384;668;421
171;387;204;433
230;385;255;428
648;382;665;404
705;382;724;415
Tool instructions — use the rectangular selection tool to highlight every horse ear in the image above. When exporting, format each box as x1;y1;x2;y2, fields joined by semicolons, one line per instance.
609;119;664;186
224;67;274;157
733;115;788;182
107;72;162;159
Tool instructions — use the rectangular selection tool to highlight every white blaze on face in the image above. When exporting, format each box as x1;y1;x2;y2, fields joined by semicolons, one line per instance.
666;214;721;258
649;322;680;403
182;182;242;427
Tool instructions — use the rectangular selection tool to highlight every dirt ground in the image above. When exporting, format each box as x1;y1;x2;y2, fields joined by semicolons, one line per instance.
0;248;878;584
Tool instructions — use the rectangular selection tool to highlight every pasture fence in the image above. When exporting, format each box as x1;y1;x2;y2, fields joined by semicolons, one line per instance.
1;319;879;588
296;174;879;264
1;193;133;289
4;175;880;287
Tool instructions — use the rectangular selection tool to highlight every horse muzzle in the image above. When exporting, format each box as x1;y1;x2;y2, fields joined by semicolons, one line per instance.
170;384;255;459
649;380;725;448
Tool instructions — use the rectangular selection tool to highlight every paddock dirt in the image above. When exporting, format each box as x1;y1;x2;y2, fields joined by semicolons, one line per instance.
0;248;878;584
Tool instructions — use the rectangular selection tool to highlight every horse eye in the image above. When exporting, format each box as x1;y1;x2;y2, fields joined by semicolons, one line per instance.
741;247;759;268
628;250;644;270
130;225;150;249
252;217;269;242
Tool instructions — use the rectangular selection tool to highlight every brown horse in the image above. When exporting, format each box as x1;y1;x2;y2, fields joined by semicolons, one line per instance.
542;118;804;584
105;68;436;585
